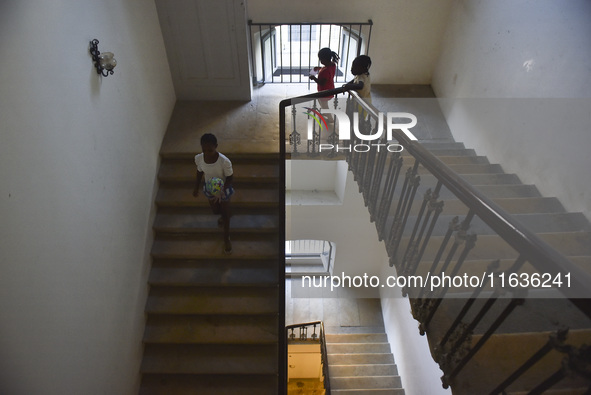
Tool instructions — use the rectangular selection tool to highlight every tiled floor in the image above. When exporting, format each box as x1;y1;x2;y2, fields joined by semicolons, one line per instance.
286;279;386;334
159;83;453;157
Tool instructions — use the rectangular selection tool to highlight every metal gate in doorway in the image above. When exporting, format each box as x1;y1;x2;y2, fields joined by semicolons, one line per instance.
248;20;373;85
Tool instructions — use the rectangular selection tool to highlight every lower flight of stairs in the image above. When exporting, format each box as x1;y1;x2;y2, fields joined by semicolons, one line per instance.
326;330;405;394
391;141;591;394
139;153;282;395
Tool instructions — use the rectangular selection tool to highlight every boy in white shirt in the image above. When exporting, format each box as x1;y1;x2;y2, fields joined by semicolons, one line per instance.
193;133;234;254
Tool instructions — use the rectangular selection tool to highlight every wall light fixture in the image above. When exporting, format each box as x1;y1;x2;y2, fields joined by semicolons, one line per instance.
89;39;117;77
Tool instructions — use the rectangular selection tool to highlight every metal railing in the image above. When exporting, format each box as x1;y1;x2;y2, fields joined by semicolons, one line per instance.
286;321;331;394
280;88;591;392
286;239;335;276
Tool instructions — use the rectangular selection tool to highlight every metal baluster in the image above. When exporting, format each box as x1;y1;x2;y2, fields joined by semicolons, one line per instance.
307;99;320;156
437;260;501;352
368;136;389;222
377;153;403;241
414;213;474;333
488;329;569;395
311;324;318;340
289;104;301;153
299;325;308;341
361;119;379;203
406;191;445;279
346;95;355;167
354;119;372;190
403;185;445;296
528;344;591;395
388;160;421;262
327;94;340;158
421;232;477;332
443;290;527;389
416;216;460;299
399;188;433;278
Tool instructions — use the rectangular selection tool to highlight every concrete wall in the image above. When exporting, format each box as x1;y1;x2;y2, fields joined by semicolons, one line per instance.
247;0;454;84
0;1;176;394
155;0;252;100
288;163;384;279
432;0;591;219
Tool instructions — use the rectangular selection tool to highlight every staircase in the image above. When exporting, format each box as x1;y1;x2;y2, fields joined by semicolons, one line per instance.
139;152;283;394
393;141;591;394
327;330;405;394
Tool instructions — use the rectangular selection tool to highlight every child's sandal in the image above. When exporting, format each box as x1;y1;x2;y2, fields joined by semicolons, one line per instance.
223;239;232;255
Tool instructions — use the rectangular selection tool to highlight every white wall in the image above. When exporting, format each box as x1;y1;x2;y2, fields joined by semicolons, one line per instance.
288;168;385;279
0;1;176;394
155;0;253;100
247;0;454;84
380;280;451;395
432;0;591;219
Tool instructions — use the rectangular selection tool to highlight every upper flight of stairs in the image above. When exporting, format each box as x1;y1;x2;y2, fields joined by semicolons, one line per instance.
326;330;405;394
139;153;283;395
394;141;591;394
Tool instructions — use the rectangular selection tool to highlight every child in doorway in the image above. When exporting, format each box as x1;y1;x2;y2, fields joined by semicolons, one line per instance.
192;133;234;254
309;47;340;116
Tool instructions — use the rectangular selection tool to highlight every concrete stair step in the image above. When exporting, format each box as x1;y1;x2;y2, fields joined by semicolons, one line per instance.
449;173;522;185
405;155;489;165
286;265;327;274
324;326;393;334
331;390;405;394
326;333;389;343
143;314;278;344
141;150;282;394
422;196;565;215
148;259;278;287
158;161;279;184
427;298;591;338
450;329;591;395
153;213;278;234
418;141;466;150
157;205;277;216
383;173;540;199
286;256;325;265
286;272;330;278
140;373;278;395
327;343;392;354
402;148;476;157
155;187;279;208
331;375;402;390
417;163;503;175
396;212;591;236
160;152;281;164
426;182;541;199
329;363;398;377
410;257;591;295
141;344;278;374
507;389;590;395
151;238;279;260
328;353;395;365
401;232;591;262
145;286;278;314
